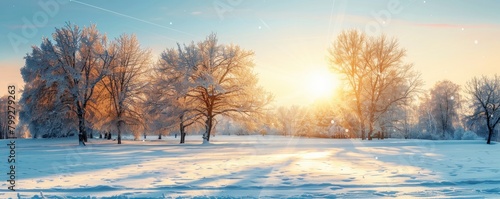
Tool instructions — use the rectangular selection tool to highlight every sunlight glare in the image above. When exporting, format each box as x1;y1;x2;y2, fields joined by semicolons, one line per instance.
305;69;339;100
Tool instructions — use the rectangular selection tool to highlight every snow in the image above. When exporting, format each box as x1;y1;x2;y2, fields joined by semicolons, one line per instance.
1;135;499;198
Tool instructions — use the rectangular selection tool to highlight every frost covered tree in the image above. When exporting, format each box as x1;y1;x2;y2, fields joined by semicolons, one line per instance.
465;75;500;144
20;33;77;139
145;88;200;144
95;34;151;144
309;102;337;138
328;29;422;140
21;23;113;145
330;88;362;138
417;93;437;137
327;30;367;139
427;80;462;139
276;106;306;137
148;45;203;144
155;34;272;143
19;79;76;138
0;96;12;139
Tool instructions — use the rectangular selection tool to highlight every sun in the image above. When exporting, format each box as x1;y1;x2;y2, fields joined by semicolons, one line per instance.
305;69;339;100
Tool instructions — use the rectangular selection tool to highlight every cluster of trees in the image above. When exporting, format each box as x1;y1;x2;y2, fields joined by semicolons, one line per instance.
2;24;499;145
145;34;271;144
324;30;500;144
17;23;271;144
465;76;500;144
0;97;16;139
20;24;150;144
264;75;500;145
258;102;353;139
266;30;500;144
328;30;422;140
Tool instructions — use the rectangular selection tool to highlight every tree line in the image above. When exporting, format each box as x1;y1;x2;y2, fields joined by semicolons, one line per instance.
234;30;499;145
327;30;499;144
1;24;499;144
16;23;271;145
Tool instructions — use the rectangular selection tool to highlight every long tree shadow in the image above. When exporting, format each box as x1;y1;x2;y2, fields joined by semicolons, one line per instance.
145;158;297;197
14;136;255;180
14;137;498;198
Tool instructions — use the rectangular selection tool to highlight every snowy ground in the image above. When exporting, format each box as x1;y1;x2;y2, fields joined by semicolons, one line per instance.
1;135;499;198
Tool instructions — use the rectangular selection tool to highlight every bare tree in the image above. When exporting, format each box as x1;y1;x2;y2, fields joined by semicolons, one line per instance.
328;29;422;140
363;34;422;140
328;30;367;139
466;75;500;144
97;34;151;144
169;34;272;143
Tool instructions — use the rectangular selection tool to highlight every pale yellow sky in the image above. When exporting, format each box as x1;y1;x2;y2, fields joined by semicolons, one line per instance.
1;1;500;107
1;23;499;106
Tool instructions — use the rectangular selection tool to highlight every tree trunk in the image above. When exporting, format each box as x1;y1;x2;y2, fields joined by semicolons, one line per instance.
180;132;186;144
359;121;366;140
368;110;375;141
355;92;366;140
78;114;86;146
107;132;112;140
78;132;85;146
487;127;493;144
357;110;366;140
117;121;122;144
77;105;88;144
203;116;213;143
180;121;186;144
158;133;162;139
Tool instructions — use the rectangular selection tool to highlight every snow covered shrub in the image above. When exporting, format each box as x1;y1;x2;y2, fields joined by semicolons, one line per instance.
416;131;433;140
419;131;441;140
431;133;442;140
407;127;424;139
453;128;465;140
390;132;405;139
444;133;454;140
461;131;479;140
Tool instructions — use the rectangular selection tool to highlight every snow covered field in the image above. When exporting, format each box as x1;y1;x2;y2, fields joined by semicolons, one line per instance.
1;135;499;198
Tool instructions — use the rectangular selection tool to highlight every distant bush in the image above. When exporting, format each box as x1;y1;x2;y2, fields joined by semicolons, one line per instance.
235;128;249;135
416;131;433;140
431;133;442;140
453;128;465;140
461;131;479;140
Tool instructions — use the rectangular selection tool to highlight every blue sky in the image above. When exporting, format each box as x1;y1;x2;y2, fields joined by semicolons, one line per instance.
1;0;500;105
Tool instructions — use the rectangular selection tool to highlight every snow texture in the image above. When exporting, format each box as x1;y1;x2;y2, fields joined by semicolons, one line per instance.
0;136;499;198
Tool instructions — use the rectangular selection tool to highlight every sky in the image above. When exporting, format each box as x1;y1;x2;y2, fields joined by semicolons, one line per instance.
1;0;499;106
